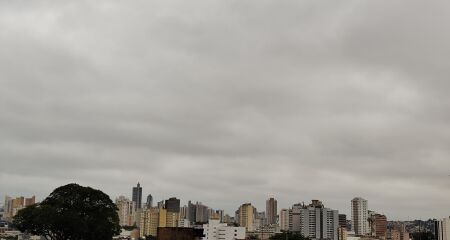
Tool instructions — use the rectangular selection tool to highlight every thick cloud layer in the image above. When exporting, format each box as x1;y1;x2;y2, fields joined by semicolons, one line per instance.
1;1;450;220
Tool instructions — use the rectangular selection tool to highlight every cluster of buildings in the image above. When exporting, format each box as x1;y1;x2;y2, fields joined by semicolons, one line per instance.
112;184;415;240
1;195;35;221
2;185;450;240
114;183;246;240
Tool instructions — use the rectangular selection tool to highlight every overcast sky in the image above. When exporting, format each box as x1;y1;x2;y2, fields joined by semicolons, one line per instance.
1;0;450;220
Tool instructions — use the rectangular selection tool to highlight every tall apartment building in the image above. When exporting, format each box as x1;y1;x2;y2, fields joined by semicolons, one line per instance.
146;194;153;208
280;209;290;231
132;183;143;210
116;196;137;226
215;210;224;222
436;218;450;240
369;213;387;239
338;227;347;240
140;207;180;238
157;200;165;209
290;200;339;240
140;207;161;237
351;197;369;236
203;219;246;240
165;197;180;213
3;195;36;220
187;201;197;223
290;203;303;232
180;205;188;220
339;214;347;230
255;211;266;229
195;202;209;223
239;203;256;232
266;197;277;225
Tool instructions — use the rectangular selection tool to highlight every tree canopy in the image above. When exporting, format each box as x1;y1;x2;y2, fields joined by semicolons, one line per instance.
13;183;120;240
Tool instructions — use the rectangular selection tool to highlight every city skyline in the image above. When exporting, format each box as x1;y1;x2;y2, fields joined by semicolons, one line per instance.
0;188;438;222
1;1;450;221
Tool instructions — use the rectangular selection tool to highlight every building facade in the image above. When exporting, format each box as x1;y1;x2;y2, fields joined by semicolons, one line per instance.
266;198;277;226
297;200;339;240
140;207;161;237
116;196;136;226
280;209;290;231
437;218;450;240
3;195;35;221
369;213;387;239
339;214;347;230
146;194;153;209
165;197;181;213
238;203;255;232
351;197;369;236
132;183;142;210
203;219;246;240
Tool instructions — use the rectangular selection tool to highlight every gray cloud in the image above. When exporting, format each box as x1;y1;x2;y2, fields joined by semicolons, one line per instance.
1;0;450;220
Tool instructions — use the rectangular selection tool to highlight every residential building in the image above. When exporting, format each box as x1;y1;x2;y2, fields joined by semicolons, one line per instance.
290;203;303;232
188;201;197;223
291;200;339;240
140;206;180;238
339;214;348;230
352;197;369;236
215;210;224;222
196;202;209;223
338;227;347;240
203;219;246;240
132;183;142;210
437;218;450;240
116;196;136;226
165;197;180;213
157;200;165;209
238;203;255;232
387;224;409;240
164;209;179;227
140;207;161;237
3;195;35;221
255;211;266;229
266;198;277;226
24;196;35;207
280;209;290;231
369;213;387;239
180;205;188;220
179;219;191;228
146;194;153;208
223;214;233;224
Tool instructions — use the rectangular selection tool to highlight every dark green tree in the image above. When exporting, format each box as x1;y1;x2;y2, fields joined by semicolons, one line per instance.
270;232;310;240
13;183;120;240
411;231;434;240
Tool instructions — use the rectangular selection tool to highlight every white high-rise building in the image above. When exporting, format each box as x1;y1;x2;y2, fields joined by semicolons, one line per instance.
351;197;369;236
437;217;450;240
203;219;246;240
289;200;338;240
280;209;290;231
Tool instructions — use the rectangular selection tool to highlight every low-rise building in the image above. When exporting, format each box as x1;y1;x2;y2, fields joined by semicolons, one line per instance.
203;219;246;240
157;227;204;240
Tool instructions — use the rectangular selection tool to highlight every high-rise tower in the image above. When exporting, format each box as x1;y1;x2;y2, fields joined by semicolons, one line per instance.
132;182;142;210
266;197;277;225
351;197;369;236
146;194;153;208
